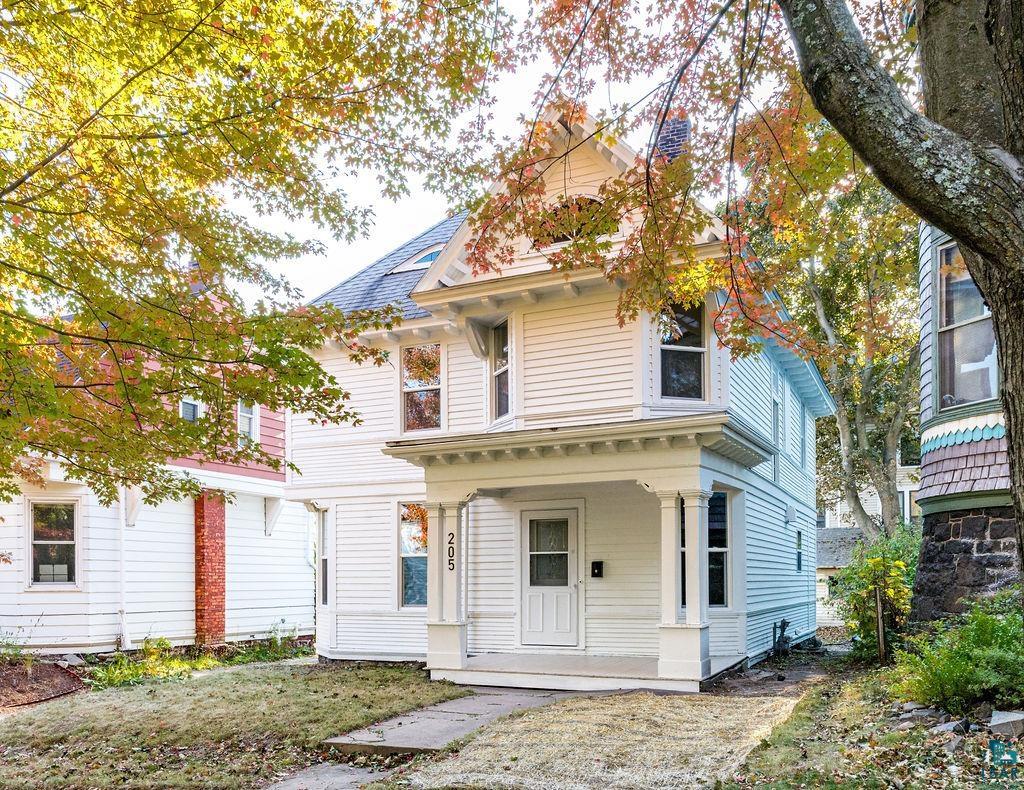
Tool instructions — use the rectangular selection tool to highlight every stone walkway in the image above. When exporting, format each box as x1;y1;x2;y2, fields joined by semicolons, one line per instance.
324;686;580;755
267;763;387;790
268;686;582;789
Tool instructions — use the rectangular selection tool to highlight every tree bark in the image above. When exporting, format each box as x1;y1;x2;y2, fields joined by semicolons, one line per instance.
776;0;1024;599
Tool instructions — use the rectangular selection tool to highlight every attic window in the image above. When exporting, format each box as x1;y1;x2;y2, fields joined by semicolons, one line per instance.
534;196;618;247
390;246;443;274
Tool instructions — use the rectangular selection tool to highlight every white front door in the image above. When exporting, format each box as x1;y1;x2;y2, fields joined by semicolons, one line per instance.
521;509;578;646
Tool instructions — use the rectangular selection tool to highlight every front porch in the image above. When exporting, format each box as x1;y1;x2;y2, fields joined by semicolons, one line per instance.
384;415;771;692
431;652;745;693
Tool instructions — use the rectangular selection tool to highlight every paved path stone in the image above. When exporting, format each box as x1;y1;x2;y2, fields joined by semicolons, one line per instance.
323;686;579;755
267;762;392;790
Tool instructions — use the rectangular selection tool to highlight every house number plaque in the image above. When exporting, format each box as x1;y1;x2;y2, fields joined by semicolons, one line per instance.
447;532;455;570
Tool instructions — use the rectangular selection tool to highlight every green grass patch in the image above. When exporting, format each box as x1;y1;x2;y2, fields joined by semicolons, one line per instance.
0;662;467;789
84;636;315;690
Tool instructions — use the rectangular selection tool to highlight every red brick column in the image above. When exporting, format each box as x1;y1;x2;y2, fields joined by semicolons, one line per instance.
194;490;226;645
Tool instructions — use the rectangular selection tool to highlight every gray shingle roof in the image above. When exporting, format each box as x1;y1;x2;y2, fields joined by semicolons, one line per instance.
817;527;863;569
311;212;466;319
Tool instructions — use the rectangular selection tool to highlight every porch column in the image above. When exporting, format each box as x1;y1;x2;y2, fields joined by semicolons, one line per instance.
426;500;467;670
657;493;682;625
683;492;710;626
656;490;711;682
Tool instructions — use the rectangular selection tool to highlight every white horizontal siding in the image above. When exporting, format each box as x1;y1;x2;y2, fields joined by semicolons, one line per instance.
332;494;428;656
581;484;659;657
728;351;774;441
816;572;843;627
5;484;314;653
521;293;637;421
467;497;516;653
225;495;314;641
124;497;196;645
448;338;486;432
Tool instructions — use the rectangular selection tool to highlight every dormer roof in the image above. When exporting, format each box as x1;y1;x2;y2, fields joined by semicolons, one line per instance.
310;212;465;319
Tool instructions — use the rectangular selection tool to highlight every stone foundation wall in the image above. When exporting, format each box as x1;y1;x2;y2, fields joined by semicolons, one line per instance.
911;505;1019;621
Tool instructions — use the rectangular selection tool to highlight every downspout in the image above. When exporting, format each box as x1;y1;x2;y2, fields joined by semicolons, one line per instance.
463;501;471;624
117;485;134;651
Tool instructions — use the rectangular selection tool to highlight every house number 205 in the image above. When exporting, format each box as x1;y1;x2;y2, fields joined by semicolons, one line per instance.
447;532;455;570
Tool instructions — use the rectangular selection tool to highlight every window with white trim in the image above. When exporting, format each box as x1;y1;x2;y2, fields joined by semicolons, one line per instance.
937;243;997;409
799;405;808;469
318;510;329;606
660;304;705;400
180;396;202;423
680;492;729;608
491;320;509;420
772;397;782;482
796;529;803;572
401;344;441;431
237;401;258;446
31;502;76;584
399;503;428;607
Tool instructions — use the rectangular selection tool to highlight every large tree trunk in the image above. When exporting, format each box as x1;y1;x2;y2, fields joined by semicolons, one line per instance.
975;260;1024;586
776;0;1024;603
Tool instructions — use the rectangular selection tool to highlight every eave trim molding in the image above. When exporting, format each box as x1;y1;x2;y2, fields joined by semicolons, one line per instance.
383;413;771;469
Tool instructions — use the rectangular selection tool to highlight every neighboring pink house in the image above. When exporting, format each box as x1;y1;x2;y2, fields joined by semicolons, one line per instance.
0;400;314;653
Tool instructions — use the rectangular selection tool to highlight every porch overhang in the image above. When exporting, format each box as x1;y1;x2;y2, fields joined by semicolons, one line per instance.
383;413;771;471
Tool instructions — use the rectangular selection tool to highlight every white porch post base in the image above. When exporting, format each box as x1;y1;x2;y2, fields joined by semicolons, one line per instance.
426;621;468;670
657;623;711;680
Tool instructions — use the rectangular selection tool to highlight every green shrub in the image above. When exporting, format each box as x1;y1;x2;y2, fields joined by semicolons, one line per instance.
84;633;311;689
831;522;920;660
891;586;1024;715
86;637;219;689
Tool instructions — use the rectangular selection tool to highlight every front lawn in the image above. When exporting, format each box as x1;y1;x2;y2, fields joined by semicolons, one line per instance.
729;667;1006;788
0;662;466;789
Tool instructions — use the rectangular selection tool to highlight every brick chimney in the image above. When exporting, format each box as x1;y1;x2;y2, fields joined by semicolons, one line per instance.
194;489;226;645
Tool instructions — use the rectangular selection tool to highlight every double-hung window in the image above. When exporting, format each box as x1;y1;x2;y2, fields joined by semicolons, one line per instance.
31;502;76;584
491;321;510;420
680;492;729;608
399;503;428;607
237;401;258;446
937;243;997;409
660;304;705;400
318;510;329;606
401;344;442;431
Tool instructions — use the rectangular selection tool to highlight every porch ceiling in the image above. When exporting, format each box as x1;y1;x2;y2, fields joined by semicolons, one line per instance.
383;413;770;470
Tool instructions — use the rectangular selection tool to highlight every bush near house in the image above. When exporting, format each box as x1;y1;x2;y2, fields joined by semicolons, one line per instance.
830;523;920;660
891;586;1024;715
85;634;314;689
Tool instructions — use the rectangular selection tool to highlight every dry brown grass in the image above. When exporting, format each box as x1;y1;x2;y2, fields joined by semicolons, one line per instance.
402;690;799;789
0;662;465;789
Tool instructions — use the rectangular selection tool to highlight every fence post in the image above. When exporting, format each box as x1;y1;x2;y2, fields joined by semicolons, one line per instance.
874;585;887;663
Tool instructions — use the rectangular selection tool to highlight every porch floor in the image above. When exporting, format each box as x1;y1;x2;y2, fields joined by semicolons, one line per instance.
430;653;743;693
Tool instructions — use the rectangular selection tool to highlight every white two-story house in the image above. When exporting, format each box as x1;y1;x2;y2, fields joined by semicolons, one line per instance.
286;117;834;691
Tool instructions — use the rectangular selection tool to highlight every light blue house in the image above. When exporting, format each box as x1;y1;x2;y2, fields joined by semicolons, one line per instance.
286;116;834;690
